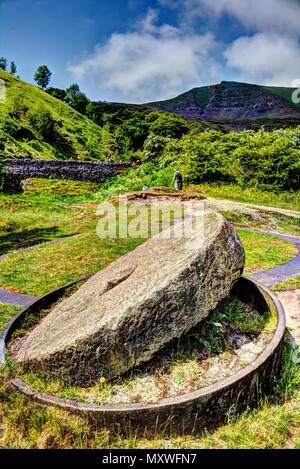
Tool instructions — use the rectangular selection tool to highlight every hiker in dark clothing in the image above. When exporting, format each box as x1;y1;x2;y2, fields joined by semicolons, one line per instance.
173;170;183;190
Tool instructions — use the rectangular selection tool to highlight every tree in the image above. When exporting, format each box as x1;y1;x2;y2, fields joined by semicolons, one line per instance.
66;83;81;99
10;61;17;75
149;113;189;139
100;123;117;159
115;114;149;156
46;87;67;102
65;83;89;114
34;65;52;90
0;57;7;71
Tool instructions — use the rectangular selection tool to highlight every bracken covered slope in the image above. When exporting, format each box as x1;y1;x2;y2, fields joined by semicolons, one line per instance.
0;70;104;160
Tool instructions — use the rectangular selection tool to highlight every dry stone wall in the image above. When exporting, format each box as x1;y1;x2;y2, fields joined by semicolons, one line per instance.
2;159;131;191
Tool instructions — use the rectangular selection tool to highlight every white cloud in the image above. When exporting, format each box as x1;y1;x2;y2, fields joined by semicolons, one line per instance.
160;0;300;87
160;0;300;35
68;9;222;102
69;1;300;101
224;33;300;86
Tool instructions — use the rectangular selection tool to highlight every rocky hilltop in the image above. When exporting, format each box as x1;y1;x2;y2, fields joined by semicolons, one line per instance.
145;81;300;128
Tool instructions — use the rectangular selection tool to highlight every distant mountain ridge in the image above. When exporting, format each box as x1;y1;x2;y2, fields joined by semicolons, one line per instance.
143;81;300;129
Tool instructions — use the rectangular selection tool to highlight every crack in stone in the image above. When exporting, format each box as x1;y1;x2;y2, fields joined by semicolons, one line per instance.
102;265;138;295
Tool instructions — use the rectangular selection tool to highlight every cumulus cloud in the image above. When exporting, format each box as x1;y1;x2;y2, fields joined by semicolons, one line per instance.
160;0;300;35
69;1;300;100
160;0;300;86
68;9;222;102
224;33;300;86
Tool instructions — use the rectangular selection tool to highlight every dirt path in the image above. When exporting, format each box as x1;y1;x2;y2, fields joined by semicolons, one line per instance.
206;197;300;219
276;290;300;344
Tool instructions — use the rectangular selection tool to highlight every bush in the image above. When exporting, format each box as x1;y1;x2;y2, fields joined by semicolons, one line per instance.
0;118;34;141
148;112;189;138
1;118;19;137
115;115;149;156
95;163;175;200
8;97;29;119
143;135;173;162
160;127;300;191
28;107;55;140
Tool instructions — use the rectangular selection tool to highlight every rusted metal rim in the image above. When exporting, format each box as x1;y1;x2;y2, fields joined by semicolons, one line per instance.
1;276;286;416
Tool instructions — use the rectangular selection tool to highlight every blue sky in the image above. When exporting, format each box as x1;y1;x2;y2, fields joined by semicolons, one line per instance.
1;0;300;102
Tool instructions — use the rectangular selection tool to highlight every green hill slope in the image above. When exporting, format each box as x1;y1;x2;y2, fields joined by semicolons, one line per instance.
0;70;105;160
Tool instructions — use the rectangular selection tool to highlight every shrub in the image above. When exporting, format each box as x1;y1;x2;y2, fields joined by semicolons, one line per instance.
28;107;55;140
8;97;29;119
148;112;189;138
143;135;173;162
95;163;175;200
159;127;300;191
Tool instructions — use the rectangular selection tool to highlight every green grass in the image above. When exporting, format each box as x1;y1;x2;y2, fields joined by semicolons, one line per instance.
195;183;300;211
0;191;145;295
0;69;104;160
0;188;299;448
0;232;143;296
236;229;297;275
0;190;297;295
0;304;22;332
23;178;100;198
0;193;97;255
273;275;300;291
0;342;299;448
221;209;300;237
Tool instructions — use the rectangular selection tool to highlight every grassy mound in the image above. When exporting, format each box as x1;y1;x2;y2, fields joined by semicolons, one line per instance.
23;178;100;198
0;70;105;161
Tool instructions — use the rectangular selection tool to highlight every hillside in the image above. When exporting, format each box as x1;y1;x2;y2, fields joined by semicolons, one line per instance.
145;81;300;130
1;72;300;163
0;70;105;161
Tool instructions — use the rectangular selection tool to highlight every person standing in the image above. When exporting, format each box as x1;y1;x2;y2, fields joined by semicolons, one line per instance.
173;170;183;191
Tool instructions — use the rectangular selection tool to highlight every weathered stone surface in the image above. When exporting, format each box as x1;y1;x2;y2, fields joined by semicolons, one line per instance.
16;212;245;386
